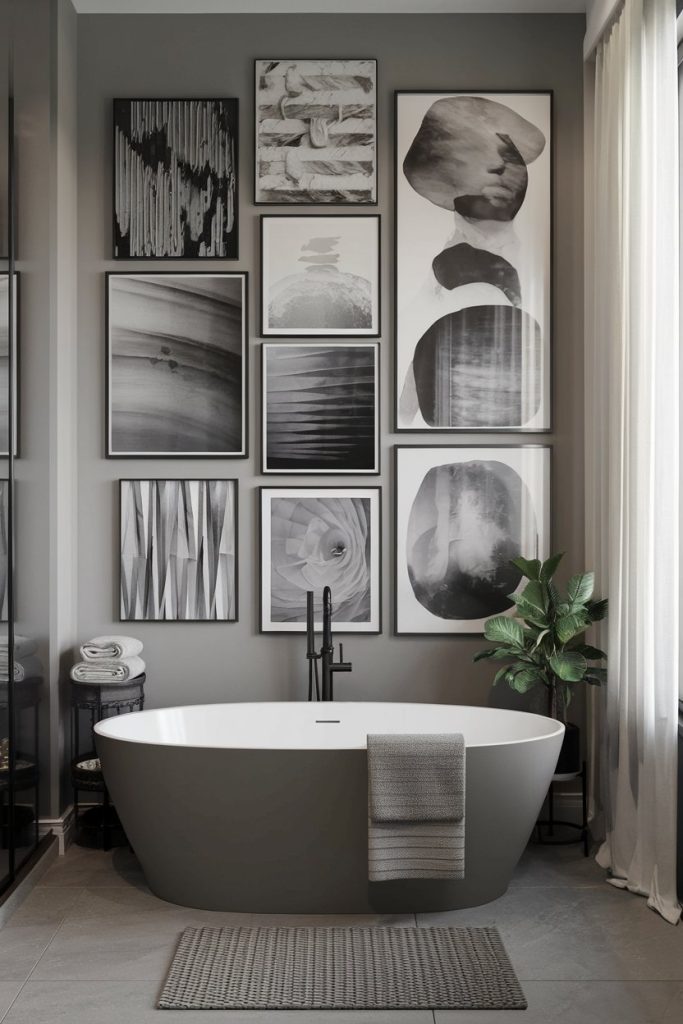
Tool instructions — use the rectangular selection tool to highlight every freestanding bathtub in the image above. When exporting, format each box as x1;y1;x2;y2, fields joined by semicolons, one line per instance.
95;702;563;914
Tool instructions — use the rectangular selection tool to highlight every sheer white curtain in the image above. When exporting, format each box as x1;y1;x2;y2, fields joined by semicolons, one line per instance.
585;0;681;924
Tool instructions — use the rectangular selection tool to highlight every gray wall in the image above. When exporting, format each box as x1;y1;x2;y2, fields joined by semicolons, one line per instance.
76;13;585;712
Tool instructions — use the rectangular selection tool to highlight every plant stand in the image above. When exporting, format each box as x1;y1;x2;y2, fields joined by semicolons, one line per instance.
70;675;145;850
535;761;589;857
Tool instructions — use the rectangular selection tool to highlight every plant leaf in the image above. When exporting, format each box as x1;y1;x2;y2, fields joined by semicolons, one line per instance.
567;572;594;606
587;598;608;622
509;667;542;693
555;612;588;645
519;580;549;620
540;552;564;582
510;556;541;581
571;643;607;661
547;580;561;607
549;651;587;683
584;666;607;682
493;666;512;686
473;648;497;662
484;616;525;648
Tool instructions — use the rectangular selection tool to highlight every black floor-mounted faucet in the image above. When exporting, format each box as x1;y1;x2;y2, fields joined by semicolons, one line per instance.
305;586;352;701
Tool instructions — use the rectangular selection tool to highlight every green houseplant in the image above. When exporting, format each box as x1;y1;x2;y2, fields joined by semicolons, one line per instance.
474;553;607;772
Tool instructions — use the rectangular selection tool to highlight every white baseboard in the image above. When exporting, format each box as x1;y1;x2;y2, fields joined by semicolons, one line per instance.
39;805;75;855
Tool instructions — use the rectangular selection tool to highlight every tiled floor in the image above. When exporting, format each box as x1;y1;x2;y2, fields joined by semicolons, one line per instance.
0;842;682;1023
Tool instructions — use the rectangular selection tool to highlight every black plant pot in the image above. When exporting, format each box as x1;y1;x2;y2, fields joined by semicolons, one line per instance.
555;722;581;775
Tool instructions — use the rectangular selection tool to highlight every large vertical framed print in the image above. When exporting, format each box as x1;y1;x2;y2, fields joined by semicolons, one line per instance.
395;445;550;635
395;92;551;432
260;486;381;633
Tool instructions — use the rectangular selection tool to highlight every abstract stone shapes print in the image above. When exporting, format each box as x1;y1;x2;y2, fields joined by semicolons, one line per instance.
406;460;533;620
432;243;522;306
403;96;545;221
412;306;542;428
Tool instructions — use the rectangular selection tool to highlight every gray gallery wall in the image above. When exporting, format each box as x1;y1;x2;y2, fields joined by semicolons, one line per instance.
76;12;585;712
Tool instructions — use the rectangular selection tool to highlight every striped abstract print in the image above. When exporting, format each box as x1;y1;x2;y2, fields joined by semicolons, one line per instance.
255;60;377;204
120;479;237;621
263;344;378;473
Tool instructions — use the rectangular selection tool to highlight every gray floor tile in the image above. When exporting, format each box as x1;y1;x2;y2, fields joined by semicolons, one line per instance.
435;981;683;1023
4;888;85;927
2;981;433;1023
418;884;683;981
37;846;144;889
0;982;23;1020
510;844;605;888
0;925;62;982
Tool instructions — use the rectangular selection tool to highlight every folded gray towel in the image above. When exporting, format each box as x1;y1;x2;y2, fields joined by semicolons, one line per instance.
368;733;465;823
368;733;465;883
70;655;146;684
80;635;143;661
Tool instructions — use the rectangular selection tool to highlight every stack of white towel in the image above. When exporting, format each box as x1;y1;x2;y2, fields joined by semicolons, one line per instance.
0;636;43;681
70;635;145;684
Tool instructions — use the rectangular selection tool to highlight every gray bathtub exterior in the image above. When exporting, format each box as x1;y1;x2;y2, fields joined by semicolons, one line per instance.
96;706;563;914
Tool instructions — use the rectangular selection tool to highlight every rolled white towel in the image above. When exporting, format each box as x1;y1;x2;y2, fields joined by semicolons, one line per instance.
70;655;146;684
0;654;44;682
80;635;143;661
0;635;38;668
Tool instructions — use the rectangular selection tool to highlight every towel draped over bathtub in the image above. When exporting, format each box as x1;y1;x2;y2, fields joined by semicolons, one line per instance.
367;733;465;882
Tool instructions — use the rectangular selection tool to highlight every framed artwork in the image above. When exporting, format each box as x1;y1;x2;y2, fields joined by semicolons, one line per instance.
106;273;248;458
113;98;238;258
261;342;379;474
395;91;552;432
0;273;18;456
260;485;381;633
254;59;377;205
0;481;6;621
394;445;550;636
260;214;380;337
120;479;238;622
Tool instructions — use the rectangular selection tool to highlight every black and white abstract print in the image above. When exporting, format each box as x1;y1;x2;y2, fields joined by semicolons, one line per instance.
395;446;550;635
262;343;379;474
114;99;238;258
260;487;381;633
396;92;551;431
107;274;246;457
120;479;238;622
255;60;377;204
261;215;380;336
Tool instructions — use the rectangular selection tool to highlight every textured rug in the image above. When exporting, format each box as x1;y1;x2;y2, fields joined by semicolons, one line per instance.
158;925;527;1010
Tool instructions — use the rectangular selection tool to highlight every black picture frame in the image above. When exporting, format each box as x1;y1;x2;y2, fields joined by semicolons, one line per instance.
113;98;239;260
260;341;380;475
105;271;249;459
119;478;239;623
259;484;382;634
393;444;552;637
0;271;19;458
259;213;381;338
394;90;554;434
254;59;378;207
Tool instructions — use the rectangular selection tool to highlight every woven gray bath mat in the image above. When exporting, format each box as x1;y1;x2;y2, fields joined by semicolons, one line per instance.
158;925;527;1010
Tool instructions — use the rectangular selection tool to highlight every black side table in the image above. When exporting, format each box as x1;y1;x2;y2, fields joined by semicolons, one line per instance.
70;674;145;850
535;761;589;857
0;676;42;851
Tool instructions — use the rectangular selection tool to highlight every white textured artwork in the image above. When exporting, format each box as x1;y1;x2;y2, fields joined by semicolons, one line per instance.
260;487;381;632
114;99;238;258
120;479;237;622
255;60;377;204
